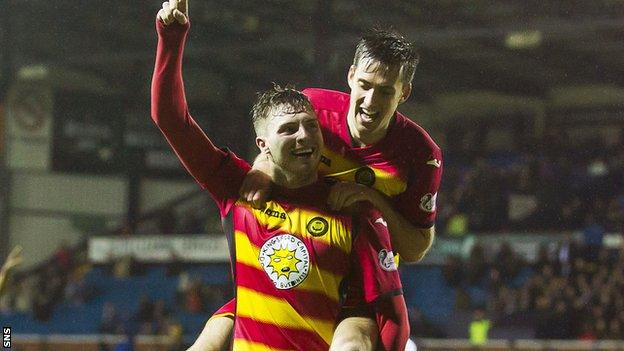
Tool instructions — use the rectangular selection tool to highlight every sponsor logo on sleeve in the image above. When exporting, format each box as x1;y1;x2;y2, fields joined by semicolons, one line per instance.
378;249;398;272
419;192;437;213
374;217;388;227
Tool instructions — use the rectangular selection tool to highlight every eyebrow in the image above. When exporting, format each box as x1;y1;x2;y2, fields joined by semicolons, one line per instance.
358;78;395;90
278;121;298;127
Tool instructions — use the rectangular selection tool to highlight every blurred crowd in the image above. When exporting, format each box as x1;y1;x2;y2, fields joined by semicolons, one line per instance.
439;129;624;235
444;238;624;340
0;242;229;349
0;242;95;320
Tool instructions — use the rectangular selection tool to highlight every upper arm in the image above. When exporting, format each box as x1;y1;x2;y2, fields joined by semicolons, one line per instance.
348;208;403;304
393;146;442;228
156;116;250;211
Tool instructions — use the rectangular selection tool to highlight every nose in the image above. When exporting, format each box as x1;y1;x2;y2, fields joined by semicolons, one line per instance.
295;124;311;145
363;88;379;109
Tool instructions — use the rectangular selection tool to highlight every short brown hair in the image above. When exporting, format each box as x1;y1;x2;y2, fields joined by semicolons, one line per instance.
251;84;313;134
353;28;420;85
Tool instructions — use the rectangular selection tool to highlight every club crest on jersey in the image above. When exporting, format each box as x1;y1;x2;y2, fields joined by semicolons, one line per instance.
306;217;329;237
355;167;376;187
378;249;398;272
259;234;310;290
419;192;437;213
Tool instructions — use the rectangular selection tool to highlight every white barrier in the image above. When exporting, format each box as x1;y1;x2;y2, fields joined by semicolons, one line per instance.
88;235;230;263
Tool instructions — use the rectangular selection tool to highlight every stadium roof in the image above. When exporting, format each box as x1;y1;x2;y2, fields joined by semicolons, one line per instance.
4;0;624;113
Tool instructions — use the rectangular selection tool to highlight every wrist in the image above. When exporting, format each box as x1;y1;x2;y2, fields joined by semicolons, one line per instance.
156;17;190;36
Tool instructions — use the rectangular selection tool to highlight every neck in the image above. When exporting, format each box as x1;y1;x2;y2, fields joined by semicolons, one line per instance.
270;164;317;189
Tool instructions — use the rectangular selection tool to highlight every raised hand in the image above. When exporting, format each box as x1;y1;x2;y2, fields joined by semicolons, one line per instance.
157;0;188;26
1;246;23;272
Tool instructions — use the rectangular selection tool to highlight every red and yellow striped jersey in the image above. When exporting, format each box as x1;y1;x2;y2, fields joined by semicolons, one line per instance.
304;88;443;229
219;170;401;350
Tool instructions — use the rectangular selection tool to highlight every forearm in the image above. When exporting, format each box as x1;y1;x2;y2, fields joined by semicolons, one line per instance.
368;191;434;263
330;316;378;351
151;20;191;131
375;295;410;351
188;316;234;351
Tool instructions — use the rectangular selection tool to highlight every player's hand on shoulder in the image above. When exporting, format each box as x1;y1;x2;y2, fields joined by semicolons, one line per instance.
157;0;189;26
328;181;373;211
239;169;273;209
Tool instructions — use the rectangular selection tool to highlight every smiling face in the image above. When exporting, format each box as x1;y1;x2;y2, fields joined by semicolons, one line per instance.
256;104;323;188
347;59;411;146
347;29;419;146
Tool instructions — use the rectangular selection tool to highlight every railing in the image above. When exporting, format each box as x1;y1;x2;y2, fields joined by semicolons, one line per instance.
416;338;624;351
12;334;182;351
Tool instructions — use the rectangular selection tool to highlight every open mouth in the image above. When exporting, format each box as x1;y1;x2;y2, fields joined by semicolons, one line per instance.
291;147;315;158
358;108;378;123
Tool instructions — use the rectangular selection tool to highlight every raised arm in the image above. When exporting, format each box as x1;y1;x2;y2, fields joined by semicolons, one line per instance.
0;246;23;294
151;0;249;203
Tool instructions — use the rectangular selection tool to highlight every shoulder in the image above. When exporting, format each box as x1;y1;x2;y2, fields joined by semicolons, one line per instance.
303;88;350;112
393;112;441;158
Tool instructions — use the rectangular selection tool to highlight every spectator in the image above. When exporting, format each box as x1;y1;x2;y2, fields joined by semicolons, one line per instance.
54;241;74;273
113;334;135;351
582;214;605;262
185;281;204;314
442;254;463;288
466;244;488;286
408;306;445;338
135;295;155;324
469;308;490;346
100;302;122;334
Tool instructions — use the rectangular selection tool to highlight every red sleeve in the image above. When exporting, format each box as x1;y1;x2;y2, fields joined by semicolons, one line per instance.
375;295;410;351
210;298;236;320
347;205;403;304
339;206;405;349
394;144;442;228
150;19;250;214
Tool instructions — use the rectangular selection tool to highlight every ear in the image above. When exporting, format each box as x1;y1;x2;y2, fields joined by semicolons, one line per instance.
347;65;357;89
399;82;412;104
256;137;270;155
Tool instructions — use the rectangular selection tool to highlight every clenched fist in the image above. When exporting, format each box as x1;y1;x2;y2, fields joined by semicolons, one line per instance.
157;0;188;25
